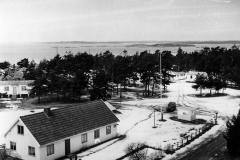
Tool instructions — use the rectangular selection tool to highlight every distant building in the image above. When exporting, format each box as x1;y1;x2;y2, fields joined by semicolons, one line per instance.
4;100;119;160
169;71;187;82
177;107;197;121
0;80;34;98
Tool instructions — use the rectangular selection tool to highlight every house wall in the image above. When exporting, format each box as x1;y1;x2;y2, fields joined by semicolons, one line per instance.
5;120;40;160
39;122;118;160
0;84;31;97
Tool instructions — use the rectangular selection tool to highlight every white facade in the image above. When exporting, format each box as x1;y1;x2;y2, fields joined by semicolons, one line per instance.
5;120;41;160
0;80;33;98
5;120;118;160
177;107;197;121
0;85;30;96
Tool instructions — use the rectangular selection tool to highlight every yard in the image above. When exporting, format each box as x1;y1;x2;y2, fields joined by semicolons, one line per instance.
0;78;240;160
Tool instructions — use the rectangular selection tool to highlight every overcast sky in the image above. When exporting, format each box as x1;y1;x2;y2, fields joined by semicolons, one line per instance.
0;0;239;43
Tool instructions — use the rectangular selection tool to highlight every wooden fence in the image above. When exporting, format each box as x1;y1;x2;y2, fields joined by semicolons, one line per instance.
116;122;215;160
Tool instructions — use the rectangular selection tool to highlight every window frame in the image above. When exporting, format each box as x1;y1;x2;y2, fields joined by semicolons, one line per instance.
106;125;111;135
81;133;88;143
17;125;24;135
28;146;35;156
94;129;100;139
47;144;54;156
10;141;16;150
21;86;27;91
4;86;9;91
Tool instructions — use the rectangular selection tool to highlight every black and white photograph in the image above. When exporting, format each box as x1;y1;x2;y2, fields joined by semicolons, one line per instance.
0;0;240;160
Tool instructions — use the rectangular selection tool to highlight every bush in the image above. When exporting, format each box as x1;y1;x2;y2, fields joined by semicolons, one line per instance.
125;143;147;160
166;102;176;112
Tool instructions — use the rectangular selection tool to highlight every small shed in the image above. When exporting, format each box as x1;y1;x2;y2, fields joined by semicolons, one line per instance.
177;107;197;121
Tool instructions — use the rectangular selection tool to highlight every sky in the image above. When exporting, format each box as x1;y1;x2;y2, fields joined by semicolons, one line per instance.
0;0;240;43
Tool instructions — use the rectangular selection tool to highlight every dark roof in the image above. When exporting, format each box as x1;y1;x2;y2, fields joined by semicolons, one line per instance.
20;100;119;145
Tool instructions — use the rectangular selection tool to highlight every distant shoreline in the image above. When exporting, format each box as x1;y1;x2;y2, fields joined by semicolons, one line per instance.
41;40;240;45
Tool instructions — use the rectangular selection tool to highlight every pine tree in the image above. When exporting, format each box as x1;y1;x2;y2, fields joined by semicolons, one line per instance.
224;109;240;157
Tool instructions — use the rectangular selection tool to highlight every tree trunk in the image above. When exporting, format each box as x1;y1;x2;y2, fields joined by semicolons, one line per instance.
116;84;119;95
120;85;122;98
38;95;40;104
144;82;147;96
147;82;150;96
152;83;155;96
164;84;166;92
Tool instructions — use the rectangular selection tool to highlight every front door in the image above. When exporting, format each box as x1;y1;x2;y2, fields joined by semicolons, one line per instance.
65;139;70;155
13;86;17;95
12;86;17;100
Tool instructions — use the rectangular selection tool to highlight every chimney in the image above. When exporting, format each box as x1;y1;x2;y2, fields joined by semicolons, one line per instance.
44;108;52;117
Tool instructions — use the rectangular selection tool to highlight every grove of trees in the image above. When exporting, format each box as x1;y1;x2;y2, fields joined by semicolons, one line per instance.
1;45;240;102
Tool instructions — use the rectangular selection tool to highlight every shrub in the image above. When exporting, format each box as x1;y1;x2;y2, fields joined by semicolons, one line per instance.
125;143;147;160
166;102;176;112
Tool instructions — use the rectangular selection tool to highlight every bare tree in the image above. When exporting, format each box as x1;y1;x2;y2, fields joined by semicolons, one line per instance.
0;145;9;160
125;143;148;160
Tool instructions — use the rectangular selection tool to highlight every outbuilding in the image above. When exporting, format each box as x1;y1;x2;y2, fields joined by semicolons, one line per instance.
4;100;119;160
177;107;197;121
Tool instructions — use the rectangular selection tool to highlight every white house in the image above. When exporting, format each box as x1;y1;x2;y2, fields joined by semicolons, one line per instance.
177;107;197;121
4;100;119;160
0;80;34;98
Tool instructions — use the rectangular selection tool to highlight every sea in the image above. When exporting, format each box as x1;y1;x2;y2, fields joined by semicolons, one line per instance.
0;41;238;63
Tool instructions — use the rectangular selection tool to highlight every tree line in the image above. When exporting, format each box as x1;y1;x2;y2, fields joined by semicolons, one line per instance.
0;50;173;102
1;45;240;102
175;45;240;95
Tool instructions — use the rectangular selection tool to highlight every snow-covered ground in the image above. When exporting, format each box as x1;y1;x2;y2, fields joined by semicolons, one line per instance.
1;77;240;160
76;79;240;160
77;106;206;160
0;108;40;144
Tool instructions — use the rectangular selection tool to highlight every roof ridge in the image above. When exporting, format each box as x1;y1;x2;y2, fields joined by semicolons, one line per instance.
20;100;104;118
19;99;119;145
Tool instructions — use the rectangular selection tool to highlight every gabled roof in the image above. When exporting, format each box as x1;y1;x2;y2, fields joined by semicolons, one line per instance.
20;100;119;146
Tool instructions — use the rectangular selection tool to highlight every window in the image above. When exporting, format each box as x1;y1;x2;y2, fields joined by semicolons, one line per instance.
113;124;117;128
17;125;24;135
47;144;54;156
4;86;9;91
28;146;35;156
94;129;100;139
10;141;16;150
21;86;27;91
81;133;88;143
106;126;111;135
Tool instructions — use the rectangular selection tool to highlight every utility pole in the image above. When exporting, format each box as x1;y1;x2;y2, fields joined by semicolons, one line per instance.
151;106;157;128
152;105;157;128
160;52;163;121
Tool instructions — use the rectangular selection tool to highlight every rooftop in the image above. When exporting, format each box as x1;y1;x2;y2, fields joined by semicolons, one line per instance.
20;100;119;145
